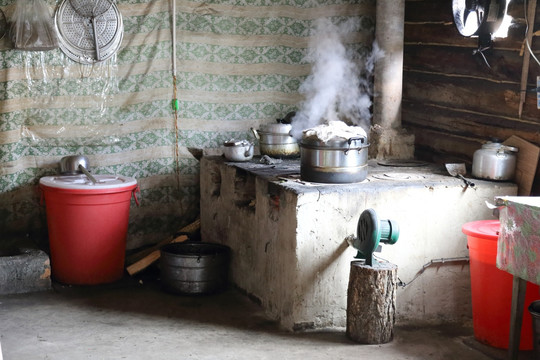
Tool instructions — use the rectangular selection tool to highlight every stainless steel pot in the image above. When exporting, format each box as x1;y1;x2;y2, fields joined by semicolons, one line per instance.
223;140;254;162
472;141;518;181
300;136;369;183
251;124;300;158
160;242;230;295
59;155;90;175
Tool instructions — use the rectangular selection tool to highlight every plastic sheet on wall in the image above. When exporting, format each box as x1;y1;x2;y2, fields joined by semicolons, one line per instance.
18;50;122;148
10;0;58;51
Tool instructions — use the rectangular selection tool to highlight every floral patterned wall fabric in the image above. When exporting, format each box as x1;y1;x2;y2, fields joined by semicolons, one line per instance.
0;0;374;249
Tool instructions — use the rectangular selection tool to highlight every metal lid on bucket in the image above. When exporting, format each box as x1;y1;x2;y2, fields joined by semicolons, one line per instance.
40;174;137;190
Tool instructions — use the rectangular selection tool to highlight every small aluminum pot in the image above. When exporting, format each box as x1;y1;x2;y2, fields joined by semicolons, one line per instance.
251;127;300;158
300;136;369;183
59;155;90;175
472;142;518;181
223;140;254;162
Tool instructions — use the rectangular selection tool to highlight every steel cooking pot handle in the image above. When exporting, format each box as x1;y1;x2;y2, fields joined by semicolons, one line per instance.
250;127;260;140
244;144;253;157
344;136;366;154
78;164;99;184
347;137;365;145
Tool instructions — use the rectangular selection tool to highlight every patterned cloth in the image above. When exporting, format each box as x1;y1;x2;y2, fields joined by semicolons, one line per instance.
0;0;375;248
496;197;540;285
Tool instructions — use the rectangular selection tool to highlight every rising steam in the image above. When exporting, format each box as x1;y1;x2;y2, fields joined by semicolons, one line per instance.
291;18;383;139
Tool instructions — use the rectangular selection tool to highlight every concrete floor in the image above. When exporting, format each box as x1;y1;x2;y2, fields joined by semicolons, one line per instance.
0;277;535;360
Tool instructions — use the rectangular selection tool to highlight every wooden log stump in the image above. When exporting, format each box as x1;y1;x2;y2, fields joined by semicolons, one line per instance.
346;260;398;344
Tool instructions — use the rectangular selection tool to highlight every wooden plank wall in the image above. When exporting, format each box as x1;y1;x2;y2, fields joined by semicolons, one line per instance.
403;0;540;166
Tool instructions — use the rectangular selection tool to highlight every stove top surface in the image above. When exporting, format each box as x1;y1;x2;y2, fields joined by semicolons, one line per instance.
217;156;493;194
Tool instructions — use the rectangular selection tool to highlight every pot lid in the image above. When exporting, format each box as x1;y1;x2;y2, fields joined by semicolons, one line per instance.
259;122;292;134
224;139;251;147
40;174;137;190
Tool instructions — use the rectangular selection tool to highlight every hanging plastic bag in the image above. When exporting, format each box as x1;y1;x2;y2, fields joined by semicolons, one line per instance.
10;0;59;51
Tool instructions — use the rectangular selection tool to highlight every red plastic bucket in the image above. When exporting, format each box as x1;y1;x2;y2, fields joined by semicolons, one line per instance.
463;220;540;350
40;174;137;285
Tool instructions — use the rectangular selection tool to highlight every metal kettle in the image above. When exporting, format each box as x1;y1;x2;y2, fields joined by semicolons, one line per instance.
471;141;518;181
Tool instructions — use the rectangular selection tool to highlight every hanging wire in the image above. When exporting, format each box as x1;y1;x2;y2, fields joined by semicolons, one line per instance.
171;0;181;195
473;45;492;68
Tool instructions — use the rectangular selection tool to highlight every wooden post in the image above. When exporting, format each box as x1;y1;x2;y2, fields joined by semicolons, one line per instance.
518;0;537;118
346;260;397;344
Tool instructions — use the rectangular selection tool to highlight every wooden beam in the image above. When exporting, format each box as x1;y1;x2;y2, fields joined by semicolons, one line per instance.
519;0;537;118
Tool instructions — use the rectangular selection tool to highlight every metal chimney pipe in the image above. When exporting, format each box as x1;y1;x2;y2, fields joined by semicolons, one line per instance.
373;0;404;130
370;0;415;160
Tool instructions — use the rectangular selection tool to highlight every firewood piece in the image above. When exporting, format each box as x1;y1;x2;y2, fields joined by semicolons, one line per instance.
125;217;199;265
126;235;188;275
126;250;160;276
346;260;397;344
125;234;189;265
177;217;201;234
125;217;199;267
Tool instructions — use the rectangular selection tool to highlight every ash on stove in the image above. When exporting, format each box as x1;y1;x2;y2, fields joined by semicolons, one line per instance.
371;173;427;181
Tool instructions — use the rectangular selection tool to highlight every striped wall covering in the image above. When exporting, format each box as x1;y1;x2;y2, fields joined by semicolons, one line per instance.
0;0;375;249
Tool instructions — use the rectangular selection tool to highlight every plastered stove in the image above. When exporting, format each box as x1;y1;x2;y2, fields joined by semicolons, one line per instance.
200;156;517;331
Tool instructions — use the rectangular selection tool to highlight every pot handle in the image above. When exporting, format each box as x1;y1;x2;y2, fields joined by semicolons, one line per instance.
497;145;519;155
244;144;254;157
344;136;366;154
347;137;365;145
250;127;260;140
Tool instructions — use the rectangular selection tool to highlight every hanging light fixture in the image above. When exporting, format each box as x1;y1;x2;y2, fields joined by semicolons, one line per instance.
452;0;509;67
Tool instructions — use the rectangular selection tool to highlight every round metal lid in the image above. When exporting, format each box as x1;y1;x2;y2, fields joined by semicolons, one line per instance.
259;122;292;134
55;0;123;64
40;174;137;190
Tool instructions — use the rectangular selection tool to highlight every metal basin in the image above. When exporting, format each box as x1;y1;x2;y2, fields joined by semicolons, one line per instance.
160;242;230;295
